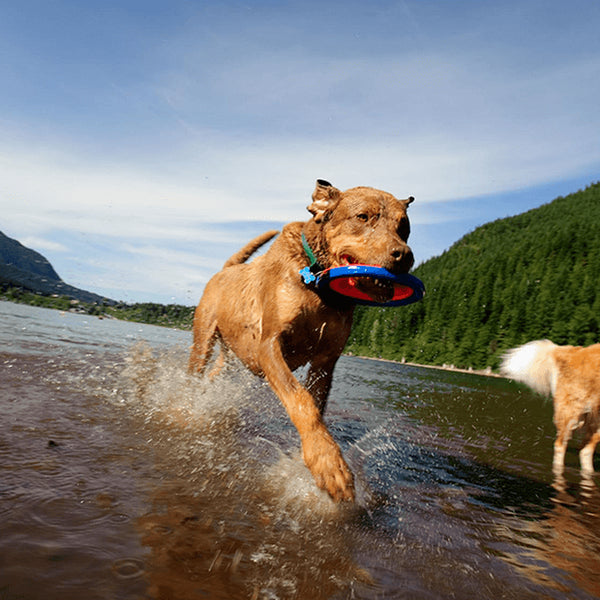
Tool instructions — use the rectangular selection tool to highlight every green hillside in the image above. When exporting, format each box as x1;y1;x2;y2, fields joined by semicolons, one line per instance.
346;182;600;370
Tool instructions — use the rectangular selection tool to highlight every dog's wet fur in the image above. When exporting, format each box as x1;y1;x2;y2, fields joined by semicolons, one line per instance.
189;180;414;501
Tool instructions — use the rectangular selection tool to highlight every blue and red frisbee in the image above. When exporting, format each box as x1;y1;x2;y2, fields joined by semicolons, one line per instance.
315;265;425;307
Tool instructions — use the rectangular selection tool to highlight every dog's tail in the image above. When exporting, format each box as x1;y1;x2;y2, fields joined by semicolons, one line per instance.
500;339;558;397
223;230;279;268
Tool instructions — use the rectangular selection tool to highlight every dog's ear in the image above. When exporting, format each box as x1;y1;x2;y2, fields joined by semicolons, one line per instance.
400;196;415;209
307;179;341;222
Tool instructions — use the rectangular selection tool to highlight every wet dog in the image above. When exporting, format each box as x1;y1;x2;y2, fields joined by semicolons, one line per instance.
500;340;600;476
189;180;415;501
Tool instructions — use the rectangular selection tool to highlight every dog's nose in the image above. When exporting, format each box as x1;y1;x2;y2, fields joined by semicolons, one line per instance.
390;246;414;271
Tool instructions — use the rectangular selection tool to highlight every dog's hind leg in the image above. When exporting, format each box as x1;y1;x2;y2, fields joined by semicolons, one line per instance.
552;389;578;475
208;345;232;380
553;428;571;476
188;309;219;376
579;414;600;474
305;358;337;415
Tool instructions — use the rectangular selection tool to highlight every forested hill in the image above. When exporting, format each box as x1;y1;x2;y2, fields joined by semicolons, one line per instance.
346;182;600;370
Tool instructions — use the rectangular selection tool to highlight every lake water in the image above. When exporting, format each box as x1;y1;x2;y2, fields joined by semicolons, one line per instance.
1;300;599;599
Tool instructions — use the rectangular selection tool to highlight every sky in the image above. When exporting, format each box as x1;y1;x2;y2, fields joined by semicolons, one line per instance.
1;0;599;305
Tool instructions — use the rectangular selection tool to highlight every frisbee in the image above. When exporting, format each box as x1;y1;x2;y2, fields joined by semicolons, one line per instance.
315;265;425;307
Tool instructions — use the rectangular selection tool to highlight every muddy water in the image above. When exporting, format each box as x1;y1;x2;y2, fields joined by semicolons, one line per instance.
1;300;600;600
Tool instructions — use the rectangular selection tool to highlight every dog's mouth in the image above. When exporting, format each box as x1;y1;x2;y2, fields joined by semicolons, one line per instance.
335;254;395;303
353;277;395;303
339;254;357;266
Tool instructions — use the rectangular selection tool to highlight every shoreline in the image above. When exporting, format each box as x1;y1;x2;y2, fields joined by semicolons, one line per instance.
347;353;503;378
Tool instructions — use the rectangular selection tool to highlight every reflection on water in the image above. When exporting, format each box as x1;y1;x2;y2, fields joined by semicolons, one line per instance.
2;301;600;599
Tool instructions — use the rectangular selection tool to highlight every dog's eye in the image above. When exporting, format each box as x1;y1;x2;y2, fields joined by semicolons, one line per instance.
356;213;369;222
397;218;410;239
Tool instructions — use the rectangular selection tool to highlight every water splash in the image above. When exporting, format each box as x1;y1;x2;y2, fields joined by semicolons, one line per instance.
116;343;372;599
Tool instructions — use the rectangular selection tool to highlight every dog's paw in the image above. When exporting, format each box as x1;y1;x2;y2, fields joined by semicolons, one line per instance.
302;429;355;502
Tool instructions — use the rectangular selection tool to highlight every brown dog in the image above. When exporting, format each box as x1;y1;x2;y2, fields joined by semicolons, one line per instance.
501;340;600;476
189;180;415;501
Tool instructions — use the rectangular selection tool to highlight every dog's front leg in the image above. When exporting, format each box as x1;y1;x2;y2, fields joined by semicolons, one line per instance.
258;338;354;502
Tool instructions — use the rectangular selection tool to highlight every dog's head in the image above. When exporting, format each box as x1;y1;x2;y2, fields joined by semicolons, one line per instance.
306;179;415;275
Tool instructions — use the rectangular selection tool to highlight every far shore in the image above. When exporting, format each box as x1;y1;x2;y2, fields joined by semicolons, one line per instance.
346;353;503;378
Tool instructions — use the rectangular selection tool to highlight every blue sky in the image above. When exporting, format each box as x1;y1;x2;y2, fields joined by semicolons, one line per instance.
1;0;599;304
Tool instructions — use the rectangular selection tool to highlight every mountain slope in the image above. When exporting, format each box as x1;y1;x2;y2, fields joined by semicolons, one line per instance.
346;182;600;370
0;231;115;305
0;231;61;281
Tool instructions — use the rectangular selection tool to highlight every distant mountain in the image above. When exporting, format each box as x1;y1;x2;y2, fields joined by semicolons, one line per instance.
0;231;115;304
347;182;600;370
0;231;61;281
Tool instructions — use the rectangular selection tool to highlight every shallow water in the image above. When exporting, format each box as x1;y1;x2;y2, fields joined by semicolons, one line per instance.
1;300;600;599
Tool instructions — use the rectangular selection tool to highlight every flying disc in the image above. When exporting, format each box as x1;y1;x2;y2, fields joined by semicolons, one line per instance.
315;265;425;307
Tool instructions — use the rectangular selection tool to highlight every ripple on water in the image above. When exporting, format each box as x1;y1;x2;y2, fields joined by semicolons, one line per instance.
112;557;146;579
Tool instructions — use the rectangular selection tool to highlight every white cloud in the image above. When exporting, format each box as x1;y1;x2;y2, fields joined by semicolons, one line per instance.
78;250;210;305
19;236;68;253
2;114;599;248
